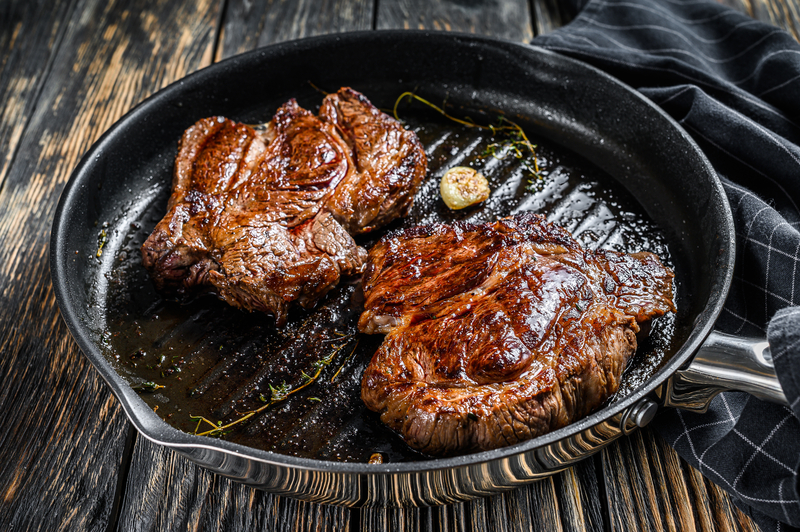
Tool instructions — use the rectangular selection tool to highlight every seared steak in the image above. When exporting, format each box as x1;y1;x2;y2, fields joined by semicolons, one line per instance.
359;213;675;455
141;88;427;324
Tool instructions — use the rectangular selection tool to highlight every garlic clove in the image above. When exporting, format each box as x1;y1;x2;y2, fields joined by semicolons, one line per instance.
440;166;490;210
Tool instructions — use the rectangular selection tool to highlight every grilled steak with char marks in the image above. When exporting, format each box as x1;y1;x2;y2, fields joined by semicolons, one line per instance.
141;88;427;324
359;213;675;455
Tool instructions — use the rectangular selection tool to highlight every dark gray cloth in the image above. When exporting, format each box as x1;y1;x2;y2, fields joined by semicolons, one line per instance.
534;1;800;529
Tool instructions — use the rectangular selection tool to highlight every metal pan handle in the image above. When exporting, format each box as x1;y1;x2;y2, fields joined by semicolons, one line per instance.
662;331;788;413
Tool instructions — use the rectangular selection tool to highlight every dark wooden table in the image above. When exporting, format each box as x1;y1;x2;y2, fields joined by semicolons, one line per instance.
1;0;798;530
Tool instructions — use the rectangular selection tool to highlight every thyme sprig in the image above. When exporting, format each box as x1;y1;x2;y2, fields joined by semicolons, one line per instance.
392;91;542;185
190;336;358;438
132;381;165;392
96;228;108;258
262;382;291;403
330;339;360;383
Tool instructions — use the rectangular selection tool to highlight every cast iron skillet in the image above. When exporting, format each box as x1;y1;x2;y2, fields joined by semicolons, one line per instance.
50;31;786;507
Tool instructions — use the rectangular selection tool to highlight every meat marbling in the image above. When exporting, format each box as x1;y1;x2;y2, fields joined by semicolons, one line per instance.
359;213;675;455
141;88;427;324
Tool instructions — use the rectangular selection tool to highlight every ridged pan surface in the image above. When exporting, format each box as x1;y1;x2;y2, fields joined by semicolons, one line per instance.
50;31;733;505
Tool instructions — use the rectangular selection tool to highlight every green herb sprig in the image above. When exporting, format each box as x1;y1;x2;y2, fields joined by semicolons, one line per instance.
190;335;358;438
392;91;542;187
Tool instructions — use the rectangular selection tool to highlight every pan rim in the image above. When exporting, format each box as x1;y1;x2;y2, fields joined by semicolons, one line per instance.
50;29;735;477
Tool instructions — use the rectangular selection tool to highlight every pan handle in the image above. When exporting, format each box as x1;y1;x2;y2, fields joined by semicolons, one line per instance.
662;331;788;413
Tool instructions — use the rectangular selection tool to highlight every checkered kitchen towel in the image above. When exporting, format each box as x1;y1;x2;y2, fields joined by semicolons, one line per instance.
535;1;800;529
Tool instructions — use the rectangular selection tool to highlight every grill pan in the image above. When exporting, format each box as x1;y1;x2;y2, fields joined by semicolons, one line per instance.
50;31;786;506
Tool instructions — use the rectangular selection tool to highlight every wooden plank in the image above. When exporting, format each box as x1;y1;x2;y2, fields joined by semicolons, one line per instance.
655;431;759;532
358;507;388;531
554;458;605;532
502;479;563;532
216;0;374;61
484;492;512;532
438;503;469;532
0;362;130;530
532;0;572;36
375;0;534;42
0;0;221;529
601;428;761;531
749;0;800;40
654;431;706;532
357;468;601;532
602;434;658;531
116;436;350;531
359;507;434;532
718;0;800;41
0;0;75;190
684;457;761;532
466;496;493;532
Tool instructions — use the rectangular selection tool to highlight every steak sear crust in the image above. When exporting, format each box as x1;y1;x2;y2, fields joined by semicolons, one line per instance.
359;213;675;455
141;88;427;325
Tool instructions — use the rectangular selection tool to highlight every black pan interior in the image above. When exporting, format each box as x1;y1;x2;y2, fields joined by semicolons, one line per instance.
52;32;731;465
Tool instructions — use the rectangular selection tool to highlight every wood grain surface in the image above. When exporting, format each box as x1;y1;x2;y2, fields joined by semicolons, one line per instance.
601;429;759;532
749;0;800;39
375;0;534;41
0;0;74;189
0;0;220;529
117;437;351;532
217;0;374;61
1;0;797;530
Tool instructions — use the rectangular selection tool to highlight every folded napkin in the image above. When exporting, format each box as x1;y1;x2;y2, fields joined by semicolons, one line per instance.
534;1;800;529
